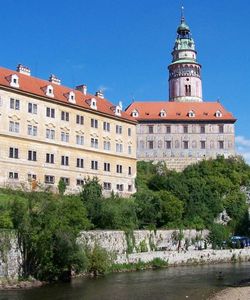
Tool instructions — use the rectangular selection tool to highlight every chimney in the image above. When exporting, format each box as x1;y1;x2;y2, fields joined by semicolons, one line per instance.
95;90;104;99
49;74;61;85
17;64;31;76
76;84;87;95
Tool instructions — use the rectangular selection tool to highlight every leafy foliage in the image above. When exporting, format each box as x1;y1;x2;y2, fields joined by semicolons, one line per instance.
137;156;250;235
1;189;90;281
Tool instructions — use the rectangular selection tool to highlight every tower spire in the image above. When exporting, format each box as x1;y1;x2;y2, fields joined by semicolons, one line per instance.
181;5;185;23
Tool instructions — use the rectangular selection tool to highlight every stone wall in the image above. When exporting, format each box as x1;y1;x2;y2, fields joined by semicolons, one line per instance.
117;249;250;265
0;231;22;279
78;230;250;266
78;229;209;255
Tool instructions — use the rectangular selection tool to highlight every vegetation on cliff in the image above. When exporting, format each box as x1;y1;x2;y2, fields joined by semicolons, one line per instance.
0;155;249;280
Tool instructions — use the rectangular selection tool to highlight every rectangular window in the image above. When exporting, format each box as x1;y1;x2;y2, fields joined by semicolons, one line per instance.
116;143;123;153
200;125;205;134
28;150;37;161
44;175;55;184
183;141;189;149
10;98;20;110
103;182;111;190
9;121;19;133
166;126;171;134
61;132;69;142
116;125;122;134
76;158;84;168
46;153;54;164
60;177;70;186
201;141;206;149
91;118;98;128
27;125;37;136
9;172;18;179
218;125;224;133
116;184;124;191
104;162;110;172
28;103;37;114
61;156;69;166
128;128;131;136
103;121;110;132
116;164;122;173
128;185;132;192
76;115;84;125
46;107;55;118
166;141;171;149
76;135;84;145
148;141;154;149
103;141;111;151
46;129;55;140
28;173;37;181
91;160;98;170
9;147;18;159
76;179;84;186
91;138;98;148
219;141;224;149
183;125;188;133
61;111;69;121
148;125;154;134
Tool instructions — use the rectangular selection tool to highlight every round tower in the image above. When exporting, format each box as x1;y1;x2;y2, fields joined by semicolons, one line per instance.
168;8;202;102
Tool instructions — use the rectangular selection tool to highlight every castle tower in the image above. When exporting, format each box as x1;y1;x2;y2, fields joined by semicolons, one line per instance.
168;8;202;102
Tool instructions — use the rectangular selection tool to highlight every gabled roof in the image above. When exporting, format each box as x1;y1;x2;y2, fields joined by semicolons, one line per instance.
0;66;135;123
125;101;236;122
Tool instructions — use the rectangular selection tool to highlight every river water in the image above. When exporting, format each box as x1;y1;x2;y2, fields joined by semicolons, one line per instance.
1;263;250;300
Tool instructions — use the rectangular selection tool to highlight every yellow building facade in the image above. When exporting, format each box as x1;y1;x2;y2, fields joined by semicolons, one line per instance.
0;65;137;195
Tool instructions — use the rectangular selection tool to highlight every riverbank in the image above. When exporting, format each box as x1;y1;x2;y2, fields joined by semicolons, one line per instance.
0;278;44;290
209;286;250;300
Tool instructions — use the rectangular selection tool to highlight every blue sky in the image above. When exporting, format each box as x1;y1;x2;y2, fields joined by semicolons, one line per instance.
1;0;249;161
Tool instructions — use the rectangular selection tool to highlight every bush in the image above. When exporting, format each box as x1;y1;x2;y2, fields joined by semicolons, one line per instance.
86;245;112;276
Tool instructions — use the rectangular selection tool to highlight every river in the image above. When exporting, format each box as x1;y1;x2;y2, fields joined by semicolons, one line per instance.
1;263;250;300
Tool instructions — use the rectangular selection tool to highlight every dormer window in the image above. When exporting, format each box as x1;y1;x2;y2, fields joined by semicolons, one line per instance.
131;109;139;117
215;110;222;117
67;91;76;103
10;74;19;88
188;110;195;117
90;98;97;110
45;85;54;97
115;105;122;116
159;109;166;117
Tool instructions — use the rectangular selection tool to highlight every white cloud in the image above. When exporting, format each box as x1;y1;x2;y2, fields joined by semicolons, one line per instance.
235;136;250;164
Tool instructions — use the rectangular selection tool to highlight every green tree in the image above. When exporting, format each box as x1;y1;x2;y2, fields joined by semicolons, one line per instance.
10;192;90;281
135;190;161;228
58;178;66;195
99;196;138;230
208;223;230;249
157;191;184;227
80;177;103;227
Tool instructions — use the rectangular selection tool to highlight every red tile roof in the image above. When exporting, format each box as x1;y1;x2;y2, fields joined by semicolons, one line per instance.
125;101;236;122
0;66;136;123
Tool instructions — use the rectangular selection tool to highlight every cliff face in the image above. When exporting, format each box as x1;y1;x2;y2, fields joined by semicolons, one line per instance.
0;231;22;279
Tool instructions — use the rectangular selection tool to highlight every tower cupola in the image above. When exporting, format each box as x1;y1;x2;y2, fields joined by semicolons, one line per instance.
168;7;203;102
